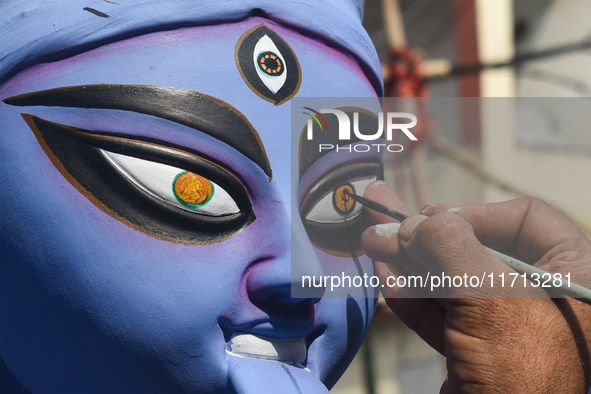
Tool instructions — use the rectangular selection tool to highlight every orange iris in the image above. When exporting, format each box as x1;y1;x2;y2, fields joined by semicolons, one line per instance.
333;184;355;215
173;171;213;206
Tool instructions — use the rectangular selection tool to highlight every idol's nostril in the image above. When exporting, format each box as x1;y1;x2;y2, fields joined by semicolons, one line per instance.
294;296;322;307
289;280;325;305
245;219;326;311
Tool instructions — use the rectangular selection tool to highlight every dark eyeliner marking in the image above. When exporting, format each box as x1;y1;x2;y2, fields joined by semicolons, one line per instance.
4;84;272;180
299;164;383;257
300;163;382;217
83;7;110;18
21;114;255;244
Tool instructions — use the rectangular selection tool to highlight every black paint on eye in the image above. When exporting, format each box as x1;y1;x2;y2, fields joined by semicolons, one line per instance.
257;51;284;76
21;114;255;244
300;164;383;257
235;24;301;105
333;184;356;216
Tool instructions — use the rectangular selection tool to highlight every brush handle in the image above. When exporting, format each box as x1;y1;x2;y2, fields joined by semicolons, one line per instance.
344;191;409;222
486;247;591;306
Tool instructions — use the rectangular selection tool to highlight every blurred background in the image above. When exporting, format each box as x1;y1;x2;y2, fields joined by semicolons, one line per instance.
332;0;591;392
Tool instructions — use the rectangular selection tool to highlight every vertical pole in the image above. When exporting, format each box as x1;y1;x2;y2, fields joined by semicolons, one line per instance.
362;338;377;394
454;0;481;146
382;0;434;209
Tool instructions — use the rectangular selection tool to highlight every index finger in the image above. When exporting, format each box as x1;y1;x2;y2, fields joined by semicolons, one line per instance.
422;197;588;264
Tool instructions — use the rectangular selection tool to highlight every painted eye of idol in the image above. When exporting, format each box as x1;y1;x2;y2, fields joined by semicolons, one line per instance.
254;39;287;93
102;151;240;216
3;84;275;244
304;178;375;224
235;24;301;105
300;164;382;257
18;114;254;244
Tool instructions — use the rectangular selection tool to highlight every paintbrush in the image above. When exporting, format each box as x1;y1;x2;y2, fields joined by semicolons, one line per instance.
343;189;591;305
343;189;408;222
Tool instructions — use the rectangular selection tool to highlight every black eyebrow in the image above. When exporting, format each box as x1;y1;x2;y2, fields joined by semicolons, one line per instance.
4;84;272;179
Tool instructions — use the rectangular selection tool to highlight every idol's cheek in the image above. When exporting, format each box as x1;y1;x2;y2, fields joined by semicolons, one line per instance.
0;179;299;393
0;106;276;392
302;250;376;386
307;295;377;388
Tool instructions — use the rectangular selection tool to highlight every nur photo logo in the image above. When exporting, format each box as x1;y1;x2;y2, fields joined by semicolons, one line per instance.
303;107;419;152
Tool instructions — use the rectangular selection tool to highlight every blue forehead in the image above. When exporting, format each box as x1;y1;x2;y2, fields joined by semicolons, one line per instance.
0;0;382;95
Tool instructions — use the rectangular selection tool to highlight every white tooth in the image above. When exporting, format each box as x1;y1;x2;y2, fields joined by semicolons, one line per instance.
228;334;306;364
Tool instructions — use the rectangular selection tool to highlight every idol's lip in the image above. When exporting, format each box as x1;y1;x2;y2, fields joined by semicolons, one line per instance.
229;321;314;339
219;318;326;366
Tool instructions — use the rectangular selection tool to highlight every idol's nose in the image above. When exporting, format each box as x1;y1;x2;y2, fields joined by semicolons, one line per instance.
246;219;325;311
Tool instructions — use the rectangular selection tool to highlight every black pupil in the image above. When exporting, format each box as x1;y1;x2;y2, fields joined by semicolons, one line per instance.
257;51;284;76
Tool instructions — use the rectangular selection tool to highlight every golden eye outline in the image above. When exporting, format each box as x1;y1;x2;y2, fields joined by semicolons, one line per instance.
18;113;255;244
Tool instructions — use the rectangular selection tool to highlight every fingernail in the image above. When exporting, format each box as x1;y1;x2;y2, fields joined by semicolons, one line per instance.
398;215;428;242
419;204;430;214
369;180;387;189
372;223;401;239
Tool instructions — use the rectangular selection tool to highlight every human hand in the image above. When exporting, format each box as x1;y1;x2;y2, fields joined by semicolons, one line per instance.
361;181;591;393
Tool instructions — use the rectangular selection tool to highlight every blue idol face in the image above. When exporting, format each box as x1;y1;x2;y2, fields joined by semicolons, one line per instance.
0;18;379;393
